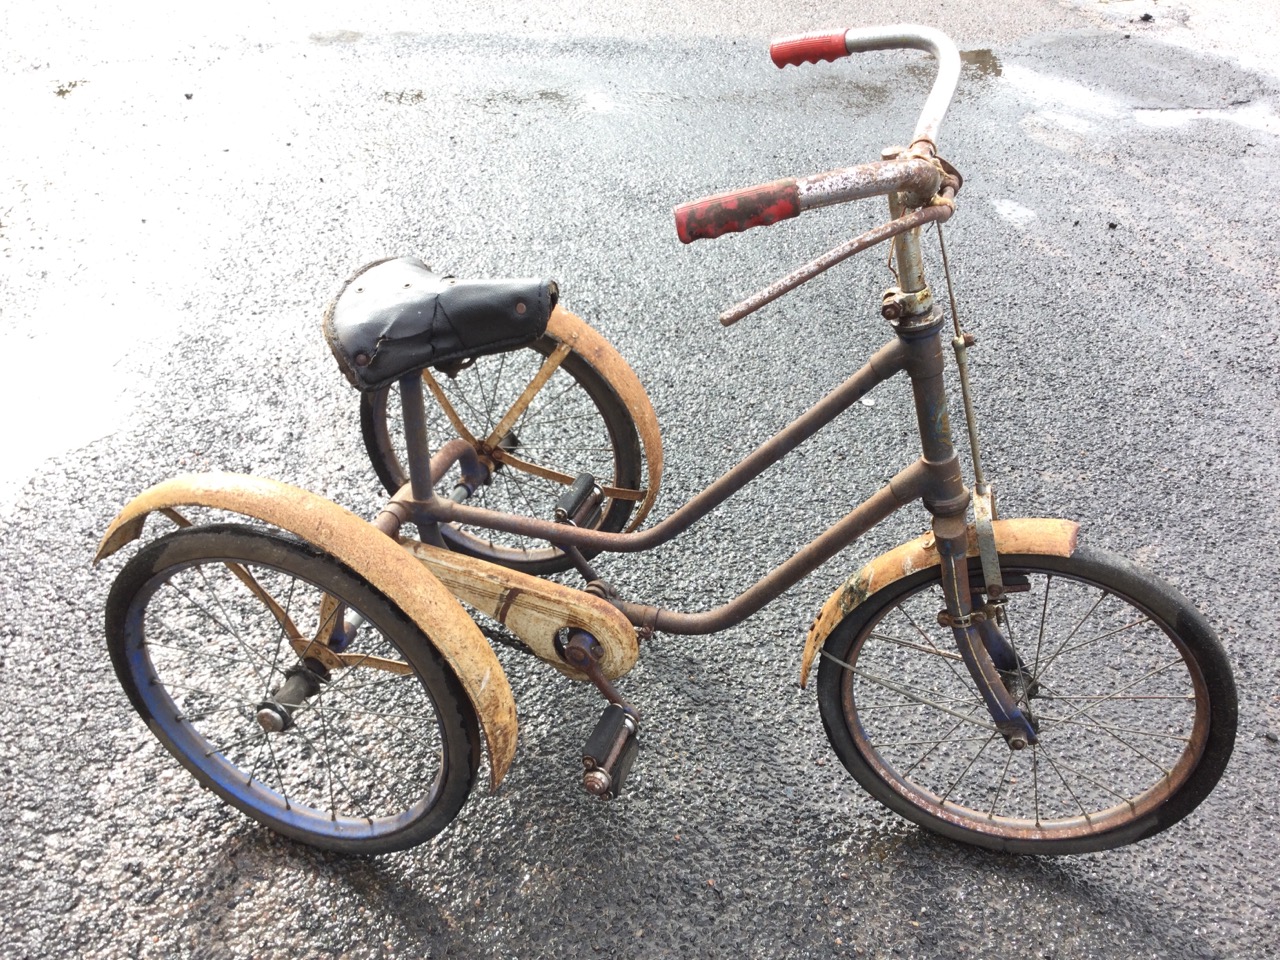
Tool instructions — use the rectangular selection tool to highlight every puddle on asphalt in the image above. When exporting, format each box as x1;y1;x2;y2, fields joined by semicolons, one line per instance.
961;49;1003;78
904;49;1001;93
1004;62;1280;135
310;30;363;45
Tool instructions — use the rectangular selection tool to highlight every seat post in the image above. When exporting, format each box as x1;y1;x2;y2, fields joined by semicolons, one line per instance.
398;373;447;548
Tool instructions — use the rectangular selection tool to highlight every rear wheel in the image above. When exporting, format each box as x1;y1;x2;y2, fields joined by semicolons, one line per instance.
817;546;1236;854
361;334;644;575
106;524;480;854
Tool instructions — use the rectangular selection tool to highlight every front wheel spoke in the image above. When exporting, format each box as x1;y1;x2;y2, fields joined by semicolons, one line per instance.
940;731;999;804
1037;714;1192;744
1038;693;1194;702
869;631;964;662
1054;711;1175;776
1033;751;1140;811
986;749;1017;819
825;654;996;733
899;711;978;777
1035;616;1152;685
1033;591;1107;682
858;695;978;712
899;605;982;698
1051;656;1188;728
873;734;996;749
1036;744;1096;824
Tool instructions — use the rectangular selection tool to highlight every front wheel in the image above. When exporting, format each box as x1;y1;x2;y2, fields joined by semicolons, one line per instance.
817;545;1237;854
105;524;481;855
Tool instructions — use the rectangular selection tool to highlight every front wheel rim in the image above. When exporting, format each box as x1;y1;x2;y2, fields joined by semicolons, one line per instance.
839;564;1213;845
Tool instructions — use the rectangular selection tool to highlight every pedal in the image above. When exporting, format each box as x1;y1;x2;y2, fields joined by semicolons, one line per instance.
581;703;639;800
554;472;603;528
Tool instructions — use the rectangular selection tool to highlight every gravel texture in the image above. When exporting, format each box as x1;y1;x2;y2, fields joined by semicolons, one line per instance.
2;2;1277;958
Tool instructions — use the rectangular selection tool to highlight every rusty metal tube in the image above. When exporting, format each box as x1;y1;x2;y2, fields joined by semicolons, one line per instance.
399;374;446;548
841;24;961;149
421;338;909;554
795;158;940;213
616;458;931;634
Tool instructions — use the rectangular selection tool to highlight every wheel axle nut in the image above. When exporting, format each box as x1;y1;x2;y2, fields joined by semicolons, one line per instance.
583;769;613;797
256;706;287;733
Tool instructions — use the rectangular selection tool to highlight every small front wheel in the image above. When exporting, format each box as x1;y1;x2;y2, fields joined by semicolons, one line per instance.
817;546;1237;854
105;524;481;854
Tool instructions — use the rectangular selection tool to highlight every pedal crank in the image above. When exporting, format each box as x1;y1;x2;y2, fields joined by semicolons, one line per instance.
582;703;639;799
561;629;642;799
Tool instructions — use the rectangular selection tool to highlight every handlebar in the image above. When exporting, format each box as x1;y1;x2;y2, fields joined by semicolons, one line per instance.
772;25;961;149
673;24;961;245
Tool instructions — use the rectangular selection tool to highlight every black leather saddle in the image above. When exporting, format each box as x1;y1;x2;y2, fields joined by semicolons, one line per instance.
323;256;559;392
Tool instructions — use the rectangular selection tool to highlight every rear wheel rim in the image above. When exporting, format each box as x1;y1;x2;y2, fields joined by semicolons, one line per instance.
121;542;453;845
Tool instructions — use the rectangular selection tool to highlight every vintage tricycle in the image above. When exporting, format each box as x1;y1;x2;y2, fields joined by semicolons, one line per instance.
97;25;1237;856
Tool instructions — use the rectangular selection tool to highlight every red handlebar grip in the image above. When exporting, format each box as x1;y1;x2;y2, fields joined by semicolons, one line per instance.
769;30;850;68
674;179;801;243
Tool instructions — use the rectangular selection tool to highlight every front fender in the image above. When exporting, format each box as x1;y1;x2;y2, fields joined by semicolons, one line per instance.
800;518;1080;688
95;473;519;791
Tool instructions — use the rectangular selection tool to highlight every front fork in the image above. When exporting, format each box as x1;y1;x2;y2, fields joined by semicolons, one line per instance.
934;525;1039;748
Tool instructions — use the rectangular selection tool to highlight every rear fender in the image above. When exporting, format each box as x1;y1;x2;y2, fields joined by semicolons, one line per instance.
548;307;663;530
95;472;519;791
799;518;1080;688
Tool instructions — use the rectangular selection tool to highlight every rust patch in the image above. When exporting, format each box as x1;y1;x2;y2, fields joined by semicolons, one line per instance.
95;473;520;791
799;518;1080;688
495;585;522;625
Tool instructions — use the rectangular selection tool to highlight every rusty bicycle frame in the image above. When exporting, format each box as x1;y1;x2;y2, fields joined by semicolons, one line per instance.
376;25;1041;751
96;23;1239;857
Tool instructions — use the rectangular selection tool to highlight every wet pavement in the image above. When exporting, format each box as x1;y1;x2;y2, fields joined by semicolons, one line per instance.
2;2;1278;957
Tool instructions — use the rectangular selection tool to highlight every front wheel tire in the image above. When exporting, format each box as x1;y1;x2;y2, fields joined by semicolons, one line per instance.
817;545;1237;854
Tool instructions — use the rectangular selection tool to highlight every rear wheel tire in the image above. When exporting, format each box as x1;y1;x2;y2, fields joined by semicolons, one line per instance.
817;546;1237;854
106;524;481;854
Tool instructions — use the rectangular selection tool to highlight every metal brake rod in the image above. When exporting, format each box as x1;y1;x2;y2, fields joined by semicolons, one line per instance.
719;188;955;326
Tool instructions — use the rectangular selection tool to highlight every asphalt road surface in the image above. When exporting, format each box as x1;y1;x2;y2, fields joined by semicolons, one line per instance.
2;1;1278;957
